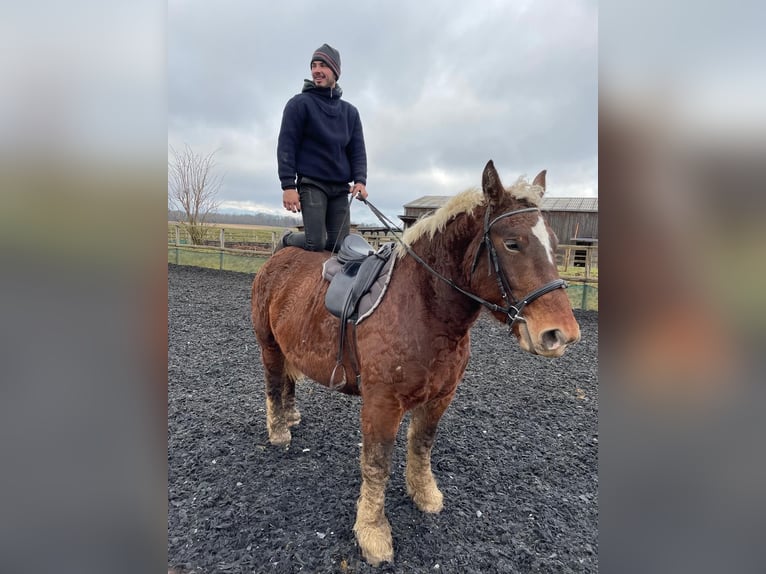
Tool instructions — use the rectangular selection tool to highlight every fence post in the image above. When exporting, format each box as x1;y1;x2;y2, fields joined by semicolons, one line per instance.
219;228;225;270
174;225;179;265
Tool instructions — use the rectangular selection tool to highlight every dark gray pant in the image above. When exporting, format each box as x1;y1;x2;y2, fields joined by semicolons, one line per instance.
284;176;351;252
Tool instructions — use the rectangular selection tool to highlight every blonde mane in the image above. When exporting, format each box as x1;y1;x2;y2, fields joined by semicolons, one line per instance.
397;176;543;257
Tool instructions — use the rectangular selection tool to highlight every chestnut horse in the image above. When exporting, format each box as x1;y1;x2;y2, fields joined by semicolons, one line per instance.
250;160;580;565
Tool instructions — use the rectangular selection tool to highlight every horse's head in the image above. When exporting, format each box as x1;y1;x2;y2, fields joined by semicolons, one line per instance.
469;160;581;357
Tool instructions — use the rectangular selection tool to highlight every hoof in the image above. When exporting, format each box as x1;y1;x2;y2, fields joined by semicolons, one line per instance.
285;409;302;428
406;479;444;513
354;520;394;566
268;428;291;446
411;489;443;513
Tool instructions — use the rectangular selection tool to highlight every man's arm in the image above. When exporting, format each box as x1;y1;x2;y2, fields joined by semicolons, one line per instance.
348;108;367;187
277;97;304;190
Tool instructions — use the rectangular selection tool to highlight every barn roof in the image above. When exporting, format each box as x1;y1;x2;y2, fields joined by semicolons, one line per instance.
403;195;598;212
540;197;598;212
402;196;454;209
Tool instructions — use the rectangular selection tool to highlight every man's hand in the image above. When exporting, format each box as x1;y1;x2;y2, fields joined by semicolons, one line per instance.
283;188;301;212
350;183;368;201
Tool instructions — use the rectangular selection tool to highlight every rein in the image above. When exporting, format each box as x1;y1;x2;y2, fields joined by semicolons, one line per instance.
361;199;567;327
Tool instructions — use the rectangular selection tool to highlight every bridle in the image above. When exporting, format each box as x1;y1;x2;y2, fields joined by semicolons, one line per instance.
469;206;568;327
363;199;568;327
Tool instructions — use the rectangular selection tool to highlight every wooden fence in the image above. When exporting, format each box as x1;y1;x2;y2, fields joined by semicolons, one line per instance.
167;225;597;308
168;225;278;254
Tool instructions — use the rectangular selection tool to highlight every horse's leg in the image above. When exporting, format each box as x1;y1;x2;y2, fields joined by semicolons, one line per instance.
405;394;454;513
261;343;292;446
353;396;404;566
282;371;301;427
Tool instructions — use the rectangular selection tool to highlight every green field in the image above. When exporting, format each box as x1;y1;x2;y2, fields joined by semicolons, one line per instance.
564;283;598;311
168;245;268;274
167;223;288;245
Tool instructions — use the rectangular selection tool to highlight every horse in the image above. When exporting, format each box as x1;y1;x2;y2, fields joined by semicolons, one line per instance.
250;160;581;566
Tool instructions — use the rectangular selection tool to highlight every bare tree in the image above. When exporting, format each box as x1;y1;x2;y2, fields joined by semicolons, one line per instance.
168;144;223;245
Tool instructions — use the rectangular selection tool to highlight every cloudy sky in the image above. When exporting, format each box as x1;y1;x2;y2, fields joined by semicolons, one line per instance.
168;0;597;225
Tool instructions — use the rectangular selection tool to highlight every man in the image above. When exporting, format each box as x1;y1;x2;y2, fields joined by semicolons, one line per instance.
276;43;368;252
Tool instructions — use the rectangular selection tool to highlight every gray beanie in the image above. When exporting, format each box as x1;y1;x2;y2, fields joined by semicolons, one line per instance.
311;43;341;80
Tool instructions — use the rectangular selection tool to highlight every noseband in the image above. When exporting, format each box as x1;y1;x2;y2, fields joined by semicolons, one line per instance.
470;206;568;327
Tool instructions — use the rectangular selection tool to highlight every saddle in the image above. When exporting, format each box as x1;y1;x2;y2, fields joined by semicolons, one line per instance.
323;234;396;324
322;234;396;389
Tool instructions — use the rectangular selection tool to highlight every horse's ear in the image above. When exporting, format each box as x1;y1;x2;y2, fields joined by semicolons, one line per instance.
482;160;504;205
532;170;547;195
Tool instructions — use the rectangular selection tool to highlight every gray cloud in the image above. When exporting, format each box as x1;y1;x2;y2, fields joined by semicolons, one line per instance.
169;0;597;224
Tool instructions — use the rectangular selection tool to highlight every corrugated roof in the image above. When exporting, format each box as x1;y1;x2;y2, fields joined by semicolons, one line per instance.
402;195;454;209
540;197;598;212
403;195;598;212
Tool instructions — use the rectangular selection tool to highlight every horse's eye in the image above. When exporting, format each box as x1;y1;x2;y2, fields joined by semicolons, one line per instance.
504;240;520;252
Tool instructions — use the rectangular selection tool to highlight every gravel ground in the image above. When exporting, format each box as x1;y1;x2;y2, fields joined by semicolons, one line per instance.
168;264;598;574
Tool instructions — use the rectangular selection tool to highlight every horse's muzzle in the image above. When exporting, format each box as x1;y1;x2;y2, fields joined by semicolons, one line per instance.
517;322;581;357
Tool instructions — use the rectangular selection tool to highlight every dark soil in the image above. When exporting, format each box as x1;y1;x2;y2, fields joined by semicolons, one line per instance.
168;264;598;574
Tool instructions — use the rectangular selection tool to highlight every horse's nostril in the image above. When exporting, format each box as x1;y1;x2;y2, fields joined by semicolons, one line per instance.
541;329;563;350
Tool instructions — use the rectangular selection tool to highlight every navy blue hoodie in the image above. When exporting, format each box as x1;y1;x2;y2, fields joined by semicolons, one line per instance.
277;80;367;190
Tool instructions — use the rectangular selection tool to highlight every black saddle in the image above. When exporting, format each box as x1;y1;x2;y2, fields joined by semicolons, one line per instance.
322;235;396;390
325;234;395;322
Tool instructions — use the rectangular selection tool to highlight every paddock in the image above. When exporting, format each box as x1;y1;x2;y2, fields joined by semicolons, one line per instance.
168;264;598;573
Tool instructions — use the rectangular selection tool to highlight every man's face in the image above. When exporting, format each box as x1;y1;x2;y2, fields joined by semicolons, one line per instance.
311;60;336;88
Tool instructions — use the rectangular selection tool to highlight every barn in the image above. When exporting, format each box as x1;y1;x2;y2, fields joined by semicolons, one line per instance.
398;195;598;246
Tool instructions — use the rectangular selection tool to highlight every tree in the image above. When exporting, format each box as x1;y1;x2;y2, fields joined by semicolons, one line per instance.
168;144;223;245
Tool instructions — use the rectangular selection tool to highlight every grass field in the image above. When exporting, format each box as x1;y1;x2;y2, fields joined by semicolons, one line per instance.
564;282;599;311
167;222;288;245
168;245;269;273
